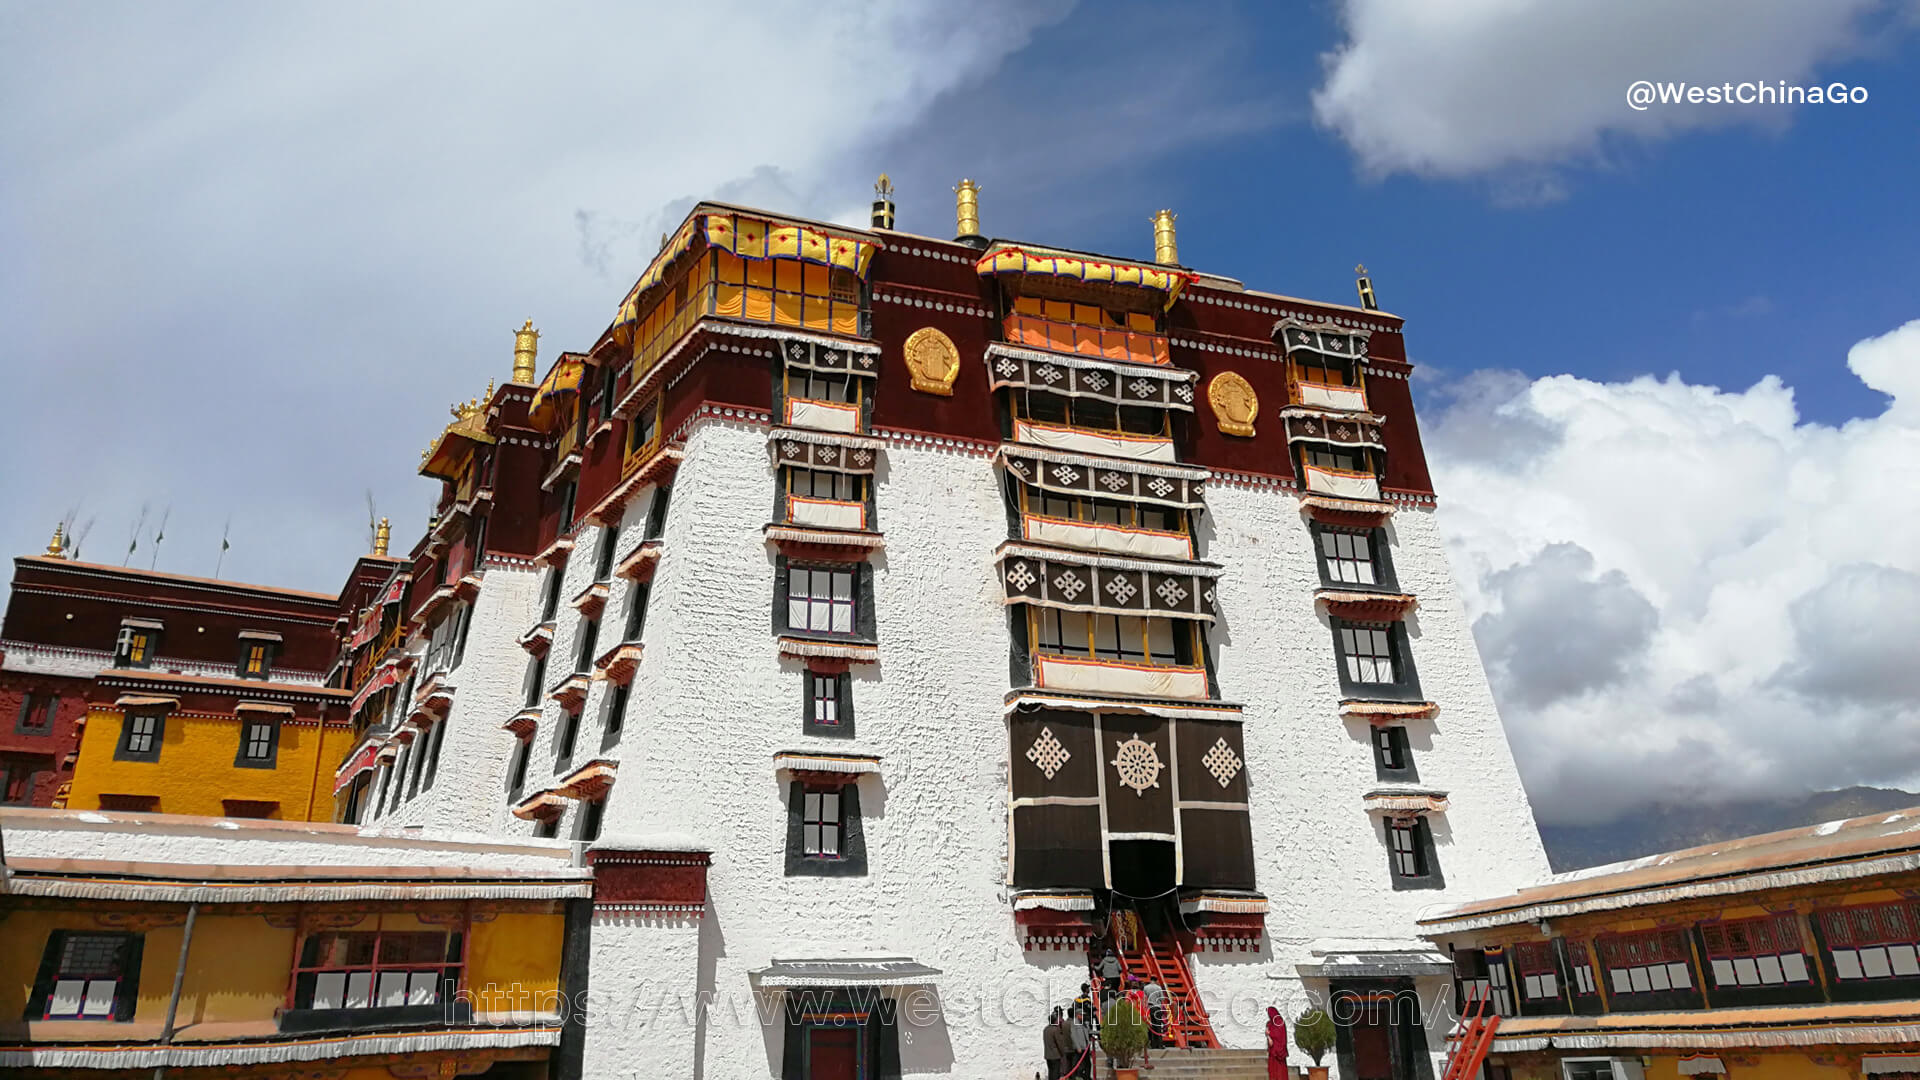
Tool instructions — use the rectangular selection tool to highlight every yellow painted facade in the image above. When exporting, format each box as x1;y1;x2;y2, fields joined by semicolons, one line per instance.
4;902;568;1027
1495;1052;1862;1080
68;706;355;820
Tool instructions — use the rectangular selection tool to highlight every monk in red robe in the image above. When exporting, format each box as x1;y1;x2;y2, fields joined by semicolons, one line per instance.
1266;1006;1289;1079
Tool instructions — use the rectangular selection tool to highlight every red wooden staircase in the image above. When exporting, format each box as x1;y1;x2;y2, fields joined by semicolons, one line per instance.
1102;915;1219;1049
1441;983;1500;1080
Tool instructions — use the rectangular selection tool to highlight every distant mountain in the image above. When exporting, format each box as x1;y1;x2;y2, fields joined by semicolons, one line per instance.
1538;786;1920;873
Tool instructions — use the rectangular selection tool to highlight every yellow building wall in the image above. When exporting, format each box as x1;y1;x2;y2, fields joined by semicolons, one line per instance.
1646;1053;1857;1080
4;904;567;1027
69;707;354;821
1;908;294;1027
467;910;567;1013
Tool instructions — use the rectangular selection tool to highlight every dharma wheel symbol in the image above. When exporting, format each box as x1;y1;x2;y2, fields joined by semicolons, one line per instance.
1110;736;1163;796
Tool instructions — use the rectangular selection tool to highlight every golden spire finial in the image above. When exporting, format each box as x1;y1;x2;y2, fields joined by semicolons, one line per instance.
373;517;391;557
512;321;540;385
1355;263;1378;311
872;173;897;230
46;523;66;559
954;179;981;241
1151;209;1179;266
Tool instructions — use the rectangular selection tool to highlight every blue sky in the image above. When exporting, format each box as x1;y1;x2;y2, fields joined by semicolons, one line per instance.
4;0;1917;822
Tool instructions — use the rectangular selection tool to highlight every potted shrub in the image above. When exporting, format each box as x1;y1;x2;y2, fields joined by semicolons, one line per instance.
1101;997;1150;1079
1294;1008;1336;1080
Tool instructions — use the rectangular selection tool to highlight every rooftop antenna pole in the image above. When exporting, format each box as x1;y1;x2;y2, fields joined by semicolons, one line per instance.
148;506;171;571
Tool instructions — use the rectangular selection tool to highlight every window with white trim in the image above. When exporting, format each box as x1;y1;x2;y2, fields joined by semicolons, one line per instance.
113;626;156;668
1387;817;1425;877
292;928;462;1011
117;711;163;761
1701;913;1812;988
1510;940;1560;1001
1318;527;1378;586
787;567;855;636
1341;624;1397;684
1816;900;1920;982
811;674;842;727
1597;929;1694;996
237;719;277;767
802;788;842;858
786;466;861;501
32;932;140;1020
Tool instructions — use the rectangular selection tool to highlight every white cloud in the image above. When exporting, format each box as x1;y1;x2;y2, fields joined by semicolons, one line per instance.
1312;0;1894;182
1431;320;1920;824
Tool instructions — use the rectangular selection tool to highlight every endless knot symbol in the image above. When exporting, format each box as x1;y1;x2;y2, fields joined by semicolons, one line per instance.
788;343;807;360
1156;579;1187;606
1174;384;1194;402
1082;371;1108;392
1005;562;1036;591
1110;737;1163;795
1106;576;1137;603
997;357;1019;377
1130;378;1156;398
782;442;801;458
1203;738;1242;788
1036;365;1063;384
1148;478;1173;497
1100;472;1128;491
1052;465;1081;485
1053;572;1085;600
1027;727;1071;780
853;450;873;466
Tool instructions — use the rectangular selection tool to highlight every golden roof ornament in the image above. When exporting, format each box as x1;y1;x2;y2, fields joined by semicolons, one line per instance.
46;523;66;559
954;179;981;241
1355;264;1378;311
871;174;896;230
512;321;540;385
373;517;391;557
1152;210;1179;266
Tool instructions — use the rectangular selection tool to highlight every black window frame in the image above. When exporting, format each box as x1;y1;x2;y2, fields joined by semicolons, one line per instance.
555;707;582;768
506;736;532;799
113;625;159;669
622;580;650;643
534;816;561;839
784;780;867;877
1331;618;1423;702
16;691;57;735
26;930;145;1022
642;484;673;540
575;796;607;843
594;523;621;582
803;669;855;738
602;682;630;747
234;717;280;769
1386;815;1444;891
539;561;566;622
774;558;875;643
522;653;549;710
574;616;599;674
421;716;448;791
236;638;276;680
3;759;41;805
1371;724;1417;782
1310;522;1397;592
115;710;166;762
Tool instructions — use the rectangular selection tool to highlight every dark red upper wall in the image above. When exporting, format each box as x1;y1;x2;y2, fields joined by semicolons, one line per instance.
3;558;340;673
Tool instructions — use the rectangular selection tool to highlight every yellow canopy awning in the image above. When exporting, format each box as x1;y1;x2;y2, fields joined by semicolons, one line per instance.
976;244;1196;310
612;211;880;344
527;354;587;431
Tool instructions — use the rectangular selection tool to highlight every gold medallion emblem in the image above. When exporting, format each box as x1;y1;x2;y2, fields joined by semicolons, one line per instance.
903;326;961;396
1208;371;1258;437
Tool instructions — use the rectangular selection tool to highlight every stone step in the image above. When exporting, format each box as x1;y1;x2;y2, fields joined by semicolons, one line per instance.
1093;1047;1272;1080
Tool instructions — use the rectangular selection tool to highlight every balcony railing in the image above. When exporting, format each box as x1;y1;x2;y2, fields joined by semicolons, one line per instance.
1302;462;1382;501
1012;419;1175;463
1004;315;1169;367
1032;652;1209;701
1020;513;1192;561
786;494;867;531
